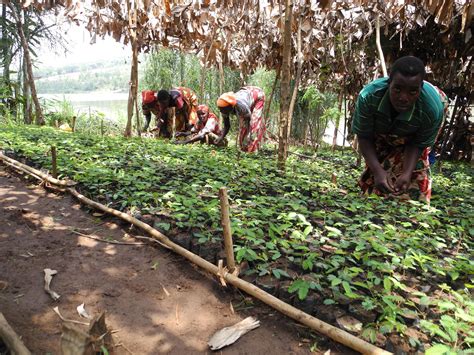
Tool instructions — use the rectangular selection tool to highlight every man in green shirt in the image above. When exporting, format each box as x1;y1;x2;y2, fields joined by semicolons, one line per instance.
352;56;446;203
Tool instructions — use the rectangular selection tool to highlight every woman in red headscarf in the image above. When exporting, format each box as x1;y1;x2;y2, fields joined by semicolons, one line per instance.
216;86;266;152
141;90;172;138
175;104;227;146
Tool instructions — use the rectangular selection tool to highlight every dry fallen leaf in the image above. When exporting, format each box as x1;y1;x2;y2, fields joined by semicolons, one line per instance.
336;315;362;334
208;317;260;350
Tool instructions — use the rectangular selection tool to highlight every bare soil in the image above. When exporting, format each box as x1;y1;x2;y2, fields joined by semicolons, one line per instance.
0;165;353;354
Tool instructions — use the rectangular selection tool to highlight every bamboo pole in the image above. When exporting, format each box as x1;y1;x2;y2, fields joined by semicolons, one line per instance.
0;152;75;187
218;187;236;273
0;155;391;355
0;313;31;355
51;146;57;179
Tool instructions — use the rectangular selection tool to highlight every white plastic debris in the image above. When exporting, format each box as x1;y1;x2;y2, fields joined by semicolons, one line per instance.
43;268;60;301
208;316;260;350
76;303;91;319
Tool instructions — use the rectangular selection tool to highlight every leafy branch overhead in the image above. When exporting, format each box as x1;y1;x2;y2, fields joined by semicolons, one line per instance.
23;0;473;94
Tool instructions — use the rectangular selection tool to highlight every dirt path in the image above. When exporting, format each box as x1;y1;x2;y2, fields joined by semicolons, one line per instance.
0;165;353;354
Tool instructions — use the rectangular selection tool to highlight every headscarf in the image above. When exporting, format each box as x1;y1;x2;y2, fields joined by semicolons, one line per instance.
217;92;237;108
142;90;156;104
197;104;209;115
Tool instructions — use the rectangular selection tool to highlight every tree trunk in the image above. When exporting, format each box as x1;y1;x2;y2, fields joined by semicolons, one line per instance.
22;54;32;124
264;69;280;123
332;87;344;150
303;113;310;147
277;0;292;170
199;27;217;102
124;1;138;137
180;53;185;86
342;97;347;148
439;95;460;160
2;5;11;88
218;60;225;94
264;68;280;141
135;89;141;137
9;5;44;125
287;17;302;140
375;15;387;77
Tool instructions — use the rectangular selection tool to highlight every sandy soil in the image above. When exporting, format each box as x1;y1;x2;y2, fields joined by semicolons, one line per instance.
0;164;352;354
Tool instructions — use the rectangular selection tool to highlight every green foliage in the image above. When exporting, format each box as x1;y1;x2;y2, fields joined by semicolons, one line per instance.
299;86;340;144
0;125;473;352
141;48;249;134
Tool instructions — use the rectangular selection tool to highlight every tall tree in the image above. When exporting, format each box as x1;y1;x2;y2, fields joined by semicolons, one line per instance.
8;3;44;125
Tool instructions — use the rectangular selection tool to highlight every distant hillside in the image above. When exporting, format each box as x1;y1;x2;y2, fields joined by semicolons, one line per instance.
36;58;143;94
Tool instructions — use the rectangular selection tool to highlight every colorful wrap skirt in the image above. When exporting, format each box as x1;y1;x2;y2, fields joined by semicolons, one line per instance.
239;87;266;152
358;134;432;203
176;86;199;128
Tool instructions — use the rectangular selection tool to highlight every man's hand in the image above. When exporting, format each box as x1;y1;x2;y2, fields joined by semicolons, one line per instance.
374;170;395;194
393;172;411;194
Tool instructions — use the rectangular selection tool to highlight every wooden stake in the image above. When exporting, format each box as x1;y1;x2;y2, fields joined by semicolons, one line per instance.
71;116;76;132
51;146;57;179
0;312;31;354
0;152;75;187
219;187;236;273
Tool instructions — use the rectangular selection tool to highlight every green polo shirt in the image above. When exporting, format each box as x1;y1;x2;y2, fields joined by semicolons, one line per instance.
352;77;445;148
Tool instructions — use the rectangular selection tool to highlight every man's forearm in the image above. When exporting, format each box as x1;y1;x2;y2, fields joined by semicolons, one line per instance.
358;137;384;175
402;145;422;176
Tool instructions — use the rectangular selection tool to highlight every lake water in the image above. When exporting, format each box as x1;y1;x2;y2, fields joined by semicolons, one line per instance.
40;92;128;123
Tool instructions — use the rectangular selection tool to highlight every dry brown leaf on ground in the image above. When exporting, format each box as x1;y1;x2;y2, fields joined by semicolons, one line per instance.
336;315;362;334
208;316;260;350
